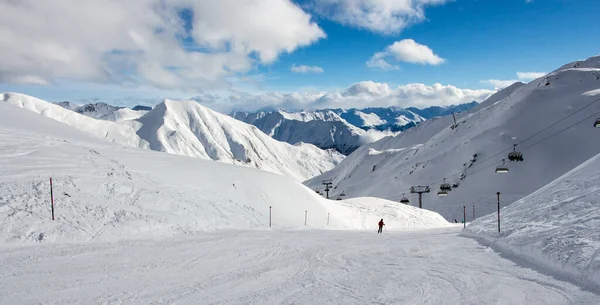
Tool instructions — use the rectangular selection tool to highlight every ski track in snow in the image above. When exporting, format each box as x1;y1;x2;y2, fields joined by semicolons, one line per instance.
0;228;597;304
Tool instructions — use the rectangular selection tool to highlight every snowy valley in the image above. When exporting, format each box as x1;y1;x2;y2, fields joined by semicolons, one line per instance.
1;55;600;303
2;0;600;303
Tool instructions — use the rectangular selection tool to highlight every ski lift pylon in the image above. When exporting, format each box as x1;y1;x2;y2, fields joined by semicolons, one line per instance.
495;159;509;173
508;144;523;162
400;193;409;204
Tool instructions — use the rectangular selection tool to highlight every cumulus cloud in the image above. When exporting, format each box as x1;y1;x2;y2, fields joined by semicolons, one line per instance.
306;0;450;34
0;0;325;90
367;39;444;70
291;64;325;73
516;71;546;80
192;81;494;113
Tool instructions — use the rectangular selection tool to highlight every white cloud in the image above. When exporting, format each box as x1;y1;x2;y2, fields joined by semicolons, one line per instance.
480;71;547;89
306;0;450;34
516;72;546;80
366;53;400;71
367;39;444;70
480;79;520;89
291;64;324;73
192;81;494;112
0;0;325;90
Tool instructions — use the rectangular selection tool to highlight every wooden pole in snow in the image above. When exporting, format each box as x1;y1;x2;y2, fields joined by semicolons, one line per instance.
327;213;330;226
463;206;466;228
50;177;55;221
269;206;272;228
305;210;307;226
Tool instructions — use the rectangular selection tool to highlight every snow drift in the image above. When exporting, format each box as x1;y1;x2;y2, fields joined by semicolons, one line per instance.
464;152;600;290
0;102;450;243
1;93;343;181
305;55;600;221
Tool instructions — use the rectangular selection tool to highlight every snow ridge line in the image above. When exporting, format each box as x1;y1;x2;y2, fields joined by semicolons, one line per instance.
460;231;600;293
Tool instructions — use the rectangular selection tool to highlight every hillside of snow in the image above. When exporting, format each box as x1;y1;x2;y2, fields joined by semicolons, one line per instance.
464;152;600;290
0;102;450;243
232;109;370;155
305;55;600;221
130;100;345;181
2;93;343;181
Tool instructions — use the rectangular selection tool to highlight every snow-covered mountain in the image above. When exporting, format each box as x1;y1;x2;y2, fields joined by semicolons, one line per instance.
331;107;425;131
55;101;150;121
331;103;479;131
305;55;600;221
232;103;479;155
0;101;450;243
232;109;369;155
2;93;344;181
465;151;600;290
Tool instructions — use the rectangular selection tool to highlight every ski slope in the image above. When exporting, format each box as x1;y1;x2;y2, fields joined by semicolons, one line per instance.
306;55;600;221
0;102;450;243
1;228;598;304
1;93;343;181
465;151;600;290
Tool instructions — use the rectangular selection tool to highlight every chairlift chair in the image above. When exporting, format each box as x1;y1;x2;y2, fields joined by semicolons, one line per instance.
437;190;448;197
495;159;509;173
439;178;452;192
340;192;346;197
336;197;342;200
400;193;409;204
595;118;600;128
507;144;524;162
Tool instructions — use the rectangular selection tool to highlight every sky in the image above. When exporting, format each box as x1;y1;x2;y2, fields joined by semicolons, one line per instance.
1;0;599;113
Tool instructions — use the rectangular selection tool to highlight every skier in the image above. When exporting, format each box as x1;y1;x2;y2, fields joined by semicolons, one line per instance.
378;219;385;233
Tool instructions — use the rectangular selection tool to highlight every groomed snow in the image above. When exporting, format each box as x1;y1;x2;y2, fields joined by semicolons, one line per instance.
464;152;600;290
0;102;449;243
2;228;598;304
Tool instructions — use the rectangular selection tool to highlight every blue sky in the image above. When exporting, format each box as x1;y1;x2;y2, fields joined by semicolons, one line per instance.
1;0;599;112
268;0;600;90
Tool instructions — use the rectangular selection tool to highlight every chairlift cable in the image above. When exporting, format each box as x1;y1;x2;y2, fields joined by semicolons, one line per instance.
396;100;600;197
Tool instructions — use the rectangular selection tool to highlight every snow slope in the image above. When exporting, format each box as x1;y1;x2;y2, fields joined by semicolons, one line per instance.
464;152;600;290
232;109;368;155
130;100;345;181
2;93;343;181
305;55;600;221
0;102;450;243
3;228;599;304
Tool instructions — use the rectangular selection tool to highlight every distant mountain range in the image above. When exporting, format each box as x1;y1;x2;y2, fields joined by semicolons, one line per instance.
232;102;479;154
52;98;478;156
